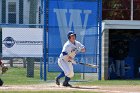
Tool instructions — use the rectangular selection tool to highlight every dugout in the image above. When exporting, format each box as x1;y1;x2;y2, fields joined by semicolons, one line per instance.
102;20;140;80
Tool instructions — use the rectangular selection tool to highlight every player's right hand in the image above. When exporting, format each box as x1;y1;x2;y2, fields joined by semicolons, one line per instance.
67;56;73;61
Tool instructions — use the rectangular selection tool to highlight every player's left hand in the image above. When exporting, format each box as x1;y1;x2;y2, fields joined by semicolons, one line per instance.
81;48;86;52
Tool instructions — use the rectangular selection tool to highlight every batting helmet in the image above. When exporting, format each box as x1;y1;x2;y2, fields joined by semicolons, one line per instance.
67;31;76;39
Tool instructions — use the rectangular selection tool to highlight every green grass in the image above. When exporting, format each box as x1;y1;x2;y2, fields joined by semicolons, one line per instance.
2;67;140;93
1;67;81;85
1;67;44;85
1;67;140;86
47;72;81;80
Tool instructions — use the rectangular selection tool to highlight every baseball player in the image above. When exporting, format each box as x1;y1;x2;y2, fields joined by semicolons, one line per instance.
55;31;86;87
0;60;8;86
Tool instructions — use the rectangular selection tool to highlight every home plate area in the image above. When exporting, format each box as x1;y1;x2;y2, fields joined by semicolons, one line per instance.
0;83;140;93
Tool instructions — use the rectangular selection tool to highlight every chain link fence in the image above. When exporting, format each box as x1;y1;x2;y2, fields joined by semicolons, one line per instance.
0;0;102;86
103;0;140;20
0;0;45;85
47;0;101;82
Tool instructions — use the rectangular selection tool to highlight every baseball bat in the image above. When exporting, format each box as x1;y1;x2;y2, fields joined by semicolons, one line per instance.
63;49;98;68
76;62;98;68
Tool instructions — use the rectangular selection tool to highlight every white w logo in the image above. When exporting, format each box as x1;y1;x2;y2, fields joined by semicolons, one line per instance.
54;9;92;45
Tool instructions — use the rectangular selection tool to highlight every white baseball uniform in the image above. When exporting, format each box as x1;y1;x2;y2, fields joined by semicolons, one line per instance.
58;40;85;78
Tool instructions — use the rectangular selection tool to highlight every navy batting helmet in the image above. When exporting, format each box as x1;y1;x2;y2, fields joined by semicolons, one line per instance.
67;31;76;39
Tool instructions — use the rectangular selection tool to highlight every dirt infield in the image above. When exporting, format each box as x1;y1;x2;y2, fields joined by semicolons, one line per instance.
0;83;140;93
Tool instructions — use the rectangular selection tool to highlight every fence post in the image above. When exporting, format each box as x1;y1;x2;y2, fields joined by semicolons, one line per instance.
131;0;133;20
98;0;102;80
40;58;43;80
9;58;13;67
27;58;34;77
23;57;26;68
43;0;47;81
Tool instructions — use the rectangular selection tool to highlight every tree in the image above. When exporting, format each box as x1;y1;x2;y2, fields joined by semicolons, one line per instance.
103;0;130;20
134;0;140;20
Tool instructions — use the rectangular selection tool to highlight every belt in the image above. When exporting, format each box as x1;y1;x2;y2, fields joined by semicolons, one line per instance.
58;57;71;62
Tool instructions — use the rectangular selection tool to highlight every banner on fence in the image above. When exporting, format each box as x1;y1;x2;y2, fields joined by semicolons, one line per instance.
2;28;43;57
48;0;99;73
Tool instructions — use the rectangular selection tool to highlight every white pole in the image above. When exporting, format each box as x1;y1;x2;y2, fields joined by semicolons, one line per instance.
131;0;133;20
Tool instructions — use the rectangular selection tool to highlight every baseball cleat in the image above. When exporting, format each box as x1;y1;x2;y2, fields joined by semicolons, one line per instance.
63;82;72;87
0;79;3;86
55;78;60;85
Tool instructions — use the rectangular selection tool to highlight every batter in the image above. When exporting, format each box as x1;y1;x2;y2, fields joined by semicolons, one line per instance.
55;31;86;87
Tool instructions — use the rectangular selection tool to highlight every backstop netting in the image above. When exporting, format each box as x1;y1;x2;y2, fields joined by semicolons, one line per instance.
47;0;102;80
0;0;44;83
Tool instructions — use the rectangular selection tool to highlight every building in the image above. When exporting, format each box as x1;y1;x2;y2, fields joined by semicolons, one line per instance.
102;0;140;80
0;0;42;25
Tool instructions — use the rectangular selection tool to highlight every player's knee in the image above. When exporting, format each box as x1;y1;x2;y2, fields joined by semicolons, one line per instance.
67;72;74;78
71;72;74;78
